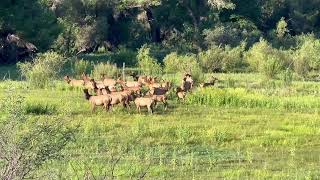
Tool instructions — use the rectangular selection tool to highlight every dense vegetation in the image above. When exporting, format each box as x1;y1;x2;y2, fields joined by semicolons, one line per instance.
1;0;320;79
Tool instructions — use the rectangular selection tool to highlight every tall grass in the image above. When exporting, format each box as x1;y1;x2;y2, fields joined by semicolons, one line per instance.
187;88;320;110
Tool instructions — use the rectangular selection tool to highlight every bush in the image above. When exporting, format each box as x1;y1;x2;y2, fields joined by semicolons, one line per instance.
198;46;224;72
112;47;137;67
164;52;203;82
72;58;91;79
137;45;162;76
261;56;283;79
222;44;247;72
92;62;118;79
198;43;246;73
293;34;320;78
0;90;76;179
17;52;65;88
245;39;291;79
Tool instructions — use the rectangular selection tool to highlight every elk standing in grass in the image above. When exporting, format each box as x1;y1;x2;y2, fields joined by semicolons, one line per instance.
200;77;218;88
176;87;186;101
152;95;168;110
134;97;156;114
64;76;85;87
83;89;112;112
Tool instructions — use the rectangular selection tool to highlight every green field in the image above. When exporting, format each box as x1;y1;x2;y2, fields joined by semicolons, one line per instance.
1;71;320;179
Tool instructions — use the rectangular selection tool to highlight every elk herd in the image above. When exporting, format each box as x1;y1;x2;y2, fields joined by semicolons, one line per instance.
64;73;218;114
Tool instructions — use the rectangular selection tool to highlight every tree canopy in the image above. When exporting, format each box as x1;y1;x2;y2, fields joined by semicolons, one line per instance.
1;0;320;63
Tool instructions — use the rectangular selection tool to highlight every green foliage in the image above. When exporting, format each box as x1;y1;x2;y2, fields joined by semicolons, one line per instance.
0;0;61;51
199;43;246;73
92;62;118;79
0;90;76;179
261;56;283;79
137;45;162;76
293;34;320;78
245;39;291;78
187;87;320;110
112;47;137;66
17;52;65;88
203;19;261;47
52;18;78;55
276;17;289;38
164;52;203;81
281;69;293;87
72;58;92;79
198;46;224;72
25;102;57;115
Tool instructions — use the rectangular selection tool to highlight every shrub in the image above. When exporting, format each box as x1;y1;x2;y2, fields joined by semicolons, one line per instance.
293;34;320;78
17;52;65;88
199;44;246;73
112;47;137;66
198;46;224;72
281;69;293;87
0;90;76;179
72;58;91;79
261;56;283;79
164;52;203;82
222;44;247;72
137;45;162;76
92;62;118;79
245;39;290;79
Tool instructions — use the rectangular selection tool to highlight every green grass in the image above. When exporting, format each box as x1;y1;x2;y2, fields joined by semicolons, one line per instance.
1;72;320;179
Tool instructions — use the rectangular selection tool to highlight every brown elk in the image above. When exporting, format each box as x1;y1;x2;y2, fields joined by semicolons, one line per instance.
152;95;168;110
64;76;85;87
134;97;156;114
200;77;218;88
83;89;112;112
176;87;186;101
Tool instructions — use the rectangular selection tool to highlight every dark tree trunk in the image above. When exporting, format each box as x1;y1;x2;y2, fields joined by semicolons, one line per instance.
144;7;161;43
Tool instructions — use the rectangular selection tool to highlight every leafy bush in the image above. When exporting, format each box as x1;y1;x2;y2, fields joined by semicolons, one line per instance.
0;90;76;179
92;62;118;79
198;46;224;72
261;56;283;79
72;58;92;79
199;43;246;73
112;47;137;66
293;34;320;78
203;18;261;48
17;52;65;88
137;45;162;76
164;52;203;82
245;39;291;79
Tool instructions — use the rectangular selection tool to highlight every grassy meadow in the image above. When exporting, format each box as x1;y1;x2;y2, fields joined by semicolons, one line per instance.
1;68;320;179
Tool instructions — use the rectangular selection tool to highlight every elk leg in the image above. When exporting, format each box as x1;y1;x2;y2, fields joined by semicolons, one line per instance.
91;104;96;113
